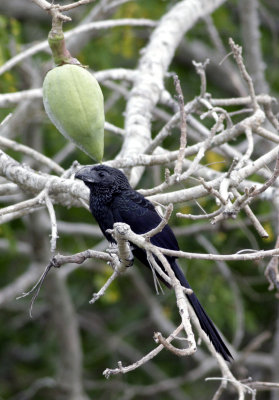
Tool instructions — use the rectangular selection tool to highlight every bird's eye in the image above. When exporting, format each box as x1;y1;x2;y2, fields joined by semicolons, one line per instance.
98;172;105;178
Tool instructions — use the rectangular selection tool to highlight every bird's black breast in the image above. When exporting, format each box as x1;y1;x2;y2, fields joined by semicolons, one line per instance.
89;187;180;253
111;190;180;252
89;192;115;242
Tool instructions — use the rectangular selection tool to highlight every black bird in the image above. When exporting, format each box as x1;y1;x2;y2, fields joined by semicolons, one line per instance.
75;164;232;361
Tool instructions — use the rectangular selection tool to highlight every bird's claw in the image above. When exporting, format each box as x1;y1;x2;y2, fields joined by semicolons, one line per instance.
106;243;118;255
119;256;134;268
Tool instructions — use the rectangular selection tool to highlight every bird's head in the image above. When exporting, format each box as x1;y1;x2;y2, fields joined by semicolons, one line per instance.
75;164;130;193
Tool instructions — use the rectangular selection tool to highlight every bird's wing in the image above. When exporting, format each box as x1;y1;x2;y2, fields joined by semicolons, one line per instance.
112;190;179;251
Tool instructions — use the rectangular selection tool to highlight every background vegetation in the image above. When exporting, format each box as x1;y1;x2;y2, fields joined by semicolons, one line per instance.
0;0;279;399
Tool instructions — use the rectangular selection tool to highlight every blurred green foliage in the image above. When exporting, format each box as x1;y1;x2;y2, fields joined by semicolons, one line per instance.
0;0;279;399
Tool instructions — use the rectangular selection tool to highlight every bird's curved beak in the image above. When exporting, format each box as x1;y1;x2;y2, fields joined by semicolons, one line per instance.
75;166;96;183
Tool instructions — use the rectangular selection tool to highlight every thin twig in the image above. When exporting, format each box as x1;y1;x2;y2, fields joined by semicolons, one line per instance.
16;262;53;318
235;127;254;169
151;242;279;262
43;186;58;253
146;98;198;155
199;177;227;205
249;151;279;197
0;19;156;76
205;377;256;399
103;324;184;378
263;102;279;131
143;204;173;239
52;250;112;266
154;332;190;356
246;381;279;391
147;251;169;294
173;75;187;176
16;249;112;316
89;270;119;304
176;207;224;221
265;236;279;293
0;136;64;175
59;0;96;12
229;38;258;111
192;59;210;97
231;188;269;238
0;196;43;219
31;0;71;22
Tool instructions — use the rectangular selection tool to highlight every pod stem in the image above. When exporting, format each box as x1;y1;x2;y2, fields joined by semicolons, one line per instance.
48;11;80;66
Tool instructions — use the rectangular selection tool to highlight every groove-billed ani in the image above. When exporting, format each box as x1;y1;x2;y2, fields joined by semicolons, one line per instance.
75;164;232;361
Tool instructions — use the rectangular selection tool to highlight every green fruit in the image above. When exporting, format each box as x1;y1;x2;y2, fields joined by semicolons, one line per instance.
43;64;104;162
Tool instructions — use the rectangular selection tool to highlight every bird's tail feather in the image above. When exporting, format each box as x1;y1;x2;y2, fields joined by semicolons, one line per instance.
172;261;233;361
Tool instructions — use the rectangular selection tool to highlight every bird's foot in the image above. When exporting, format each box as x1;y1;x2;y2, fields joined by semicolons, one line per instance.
119;255;134;268
106;243;118;255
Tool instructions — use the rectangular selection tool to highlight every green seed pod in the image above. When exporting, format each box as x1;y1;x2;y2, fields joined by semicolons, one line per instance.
43;64;104;162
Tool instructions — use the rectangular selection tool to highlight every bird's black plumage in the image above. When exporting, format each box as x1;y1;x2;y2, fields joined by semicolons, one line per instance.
75;164;232;361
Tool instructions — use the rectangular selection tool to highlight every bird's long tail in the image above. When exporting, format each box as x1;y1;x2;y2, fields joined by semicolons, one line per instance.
172;261;233;361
